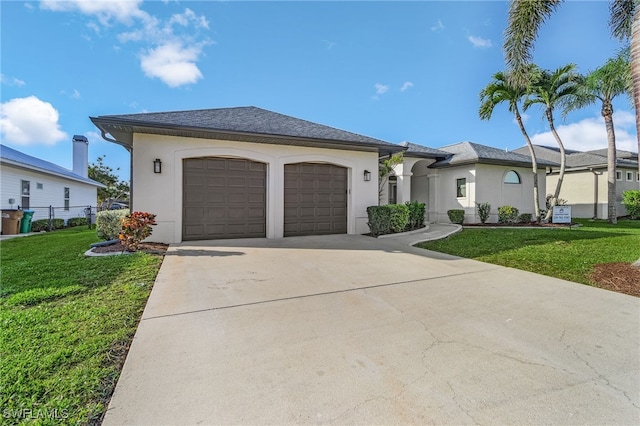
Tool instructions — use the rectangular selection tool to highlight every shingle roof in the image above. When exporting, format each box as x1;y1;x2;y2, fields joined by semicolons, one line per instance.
0;145;104;187
513;144;639;169
400;141;450;158
91;106;403;155
430;141;558;168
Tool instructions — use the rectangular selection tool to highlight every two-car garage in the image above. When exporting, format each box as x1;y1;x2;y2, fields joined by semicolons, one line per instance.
182;158;348;240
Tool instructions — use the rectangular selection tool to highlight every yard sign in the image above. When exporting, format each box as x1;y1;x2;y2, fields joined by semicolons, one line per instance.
552;206;572;224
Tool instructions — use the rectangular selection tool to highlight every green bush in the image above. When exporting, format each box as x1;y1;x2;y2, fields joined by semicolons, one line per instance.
622;190;640;219
476;202;491;224
518;213;533;224
388;204;410;233
30;218;65;232
96;209;129;240
447;209;465;224
498;206;519;223
367;206;392;237
405;201;426;230
366;204;412;236
66;217;88;227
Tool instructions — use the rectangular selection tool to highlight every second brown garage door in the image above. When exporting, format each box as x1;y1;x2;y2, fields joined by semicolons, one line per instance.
284;163;347;237
183;158;266;240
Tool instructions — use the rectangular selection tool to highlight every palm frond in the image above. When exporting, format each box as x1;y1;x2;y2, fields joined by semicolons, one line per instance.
610;0;636;40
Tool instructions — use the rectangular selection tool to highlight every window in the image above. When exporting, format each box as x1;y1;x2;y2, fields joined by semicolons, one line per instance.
637;172;640;182
64;187;70;211
627;171;634;181
36;183;43;190
616;171;622;181
456;178;466;198
21;180;30;209
504;170;521;184
388;176;397;204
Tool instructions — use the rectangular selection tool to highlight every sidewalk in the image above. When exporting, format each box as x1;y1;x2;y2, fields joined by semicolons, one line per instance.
377;222;462;245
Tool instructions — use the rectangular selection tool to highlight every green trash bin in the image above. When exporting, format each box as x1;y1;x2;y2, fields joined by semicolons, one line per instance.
19;210;35;233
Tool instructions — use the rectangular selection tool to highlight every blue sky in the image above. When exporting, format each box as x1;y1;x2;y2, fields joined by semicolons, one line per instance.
1;1;634;181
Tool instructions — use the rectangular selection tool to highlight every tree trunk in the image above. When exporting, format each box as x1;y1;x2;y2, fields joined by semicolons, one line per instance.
632;9;640;186
545;108;566;221
514;106;541;222
603;102;617;224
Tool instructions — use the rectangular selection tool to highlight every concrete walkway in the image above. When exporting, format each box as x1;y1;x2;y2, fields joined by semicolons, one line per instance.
102;227;640;425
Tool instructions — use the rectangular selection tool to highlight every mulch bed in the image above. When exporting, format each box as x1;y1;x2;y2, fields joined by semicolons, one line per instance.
90;242;169;255
590;263;640;298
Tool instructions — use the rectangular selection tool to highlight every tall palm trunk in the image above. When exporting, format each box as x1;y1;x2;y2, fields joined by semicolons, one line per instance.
603;100;618;223
514;106;541;221
545;107;566;221
632;11;640;185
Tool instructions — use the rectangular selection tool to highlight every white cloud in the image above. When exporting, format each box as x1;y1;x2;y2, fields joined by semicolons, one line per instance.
40;0;148;25
400;81;414;92
431;19;444;32
140;42;204;87
468;35;492;48
0;74;26;87
531;111;637;152
375;83;389;95
0;96;68;146
42;0;211;88
322;39;336;50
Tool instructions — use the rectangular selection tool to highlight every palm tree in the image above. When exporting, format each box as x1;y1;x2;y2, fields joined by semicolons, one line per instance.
566;54;631;223
479;70;542;221
524;64;581;220
504;0;639;183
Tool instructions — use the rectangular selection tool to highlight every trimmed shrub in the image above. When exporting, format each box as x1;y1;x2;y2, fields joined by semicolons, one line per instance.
498;206;519;224
447;209;465;224
388;204;410;233
476;202;491;224
96;209;129;240
405;201;426;230
622;190;640;219
367;206;392;237
518;213;533;224
66;217;88;227
366;204;411;236
30;218;65;232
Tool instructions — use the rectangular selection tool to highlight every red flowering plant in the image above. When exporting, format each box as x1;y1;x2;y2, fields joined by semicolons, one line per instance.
118;211;157;251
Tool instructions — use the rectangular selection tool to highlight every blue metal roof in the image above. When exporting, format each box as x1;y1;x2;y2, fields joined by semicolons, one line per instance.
0;144;105;187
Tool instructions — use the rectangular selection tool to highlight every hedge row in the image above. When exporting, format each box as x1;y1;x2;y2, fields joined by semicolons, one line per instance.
367;202;426;237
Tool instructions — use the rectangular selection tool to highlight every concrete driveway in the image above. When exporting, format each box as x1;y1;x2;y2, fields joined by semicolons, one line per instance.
103;234;640;425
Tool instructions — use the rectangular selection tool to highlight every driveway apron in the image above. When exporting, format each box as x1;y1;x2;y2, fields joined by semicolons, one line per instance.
102;234;640;425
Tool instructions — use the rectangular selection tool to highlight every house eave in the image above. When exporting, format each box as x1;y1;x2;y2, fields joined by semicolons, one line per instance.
1;159;106;188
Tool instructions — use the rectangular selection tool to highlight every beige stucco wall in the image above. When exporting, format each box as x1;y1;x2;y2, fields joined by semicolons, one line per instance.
548;167;639;219
131;133;380;243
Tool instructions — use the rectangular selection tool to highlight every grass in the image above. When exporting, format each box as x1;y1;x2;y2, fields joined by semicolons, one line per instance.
417;219;640;285
0;227;164;425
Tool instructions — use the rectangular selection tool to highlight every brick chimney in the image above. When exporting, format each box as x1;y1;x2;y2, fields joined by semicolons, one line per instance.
72;135;88;178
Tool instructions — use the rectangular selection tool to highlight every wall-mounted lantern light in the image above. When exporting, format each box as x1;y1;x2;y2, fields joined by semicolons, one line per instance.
153;159;162;174
363;170;371;181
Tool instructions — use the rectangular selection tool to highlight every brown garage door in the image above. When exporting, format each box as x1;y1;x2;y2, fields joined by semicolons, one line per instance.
183;158;266;240
284;163;347;237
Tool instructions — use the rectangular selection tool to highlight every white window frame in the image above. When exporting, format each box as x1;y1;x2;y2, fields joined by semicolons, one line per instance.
64;187;70;211
616;171;622;181
626;171;634;182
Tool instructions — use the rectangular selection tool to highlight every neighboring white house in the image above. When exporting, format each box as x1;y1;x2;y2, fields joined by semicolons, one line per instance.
383;141;555;224
513;145;640;219
0;136;105;232
91;106;403;243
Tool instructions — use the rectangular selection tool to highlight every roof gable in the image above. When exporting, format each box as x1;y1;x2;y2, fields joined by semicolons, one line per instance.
0;145;105;187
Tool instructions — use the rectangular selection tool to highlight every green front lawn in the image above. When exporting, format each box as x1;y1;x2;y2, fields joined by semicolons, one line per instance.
0;228;164;425
417;219;640;285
